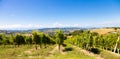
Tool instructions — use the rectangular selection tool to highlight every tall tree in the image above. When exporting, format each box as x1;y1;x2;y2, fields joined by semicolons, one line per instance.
14;34;25;47
55;30;66;51
32;30;42;50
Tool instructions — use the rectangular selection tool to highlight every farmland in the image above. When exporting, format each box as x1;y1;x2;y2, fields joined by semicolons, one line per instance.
0;28;120;59
91;28;120;35
1;0;120;59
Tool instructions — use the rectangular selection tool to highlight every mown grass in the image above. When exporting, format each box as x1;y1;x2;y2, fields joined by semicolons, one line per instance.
21;45;56;59
100;50;120;59
0;44;96;59
47;51;95;59
0;45;33;59
3;44;120;59
47;45;95;59
0;45;55;59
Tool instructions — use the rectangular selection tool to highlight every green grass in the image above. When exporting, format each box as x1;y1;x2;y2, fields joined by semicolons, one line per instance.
47;45;95;59
0;44;96;59
47;50;95;59
3;44;120;59
0;45;33;59
21;45;56;59
0;45;55;59
100;50;120;59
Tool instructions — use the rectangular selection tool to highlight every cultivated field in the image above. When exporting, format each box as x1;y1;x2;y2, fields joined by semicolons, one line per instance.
0;29;120;59
91;28;120;35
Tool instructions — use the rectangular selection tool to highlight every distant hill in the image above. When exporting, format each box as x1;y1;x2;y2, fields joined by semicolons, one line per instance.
0;27;88;34
37;27;87;32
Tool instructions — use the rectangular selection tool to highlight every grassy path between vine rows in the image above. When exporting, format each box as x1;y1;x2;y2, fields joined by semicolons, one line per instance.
1;45;120;59
46;45;96;59
71;45;104;59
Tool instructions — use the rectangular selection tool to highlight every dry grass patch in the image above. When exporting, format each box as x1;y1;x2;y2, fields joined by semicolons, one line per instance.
91;28;120;35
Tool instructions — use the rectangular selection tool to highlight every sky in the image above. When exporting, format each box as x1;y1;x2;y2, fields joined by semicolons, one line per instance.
0;0;120;30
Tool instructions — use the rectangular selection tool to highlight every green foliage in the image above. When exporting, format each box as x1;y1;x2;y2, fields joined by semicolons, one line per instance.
14;34;25;46
55;30;66;44
0;34;4;45
25;36;32;45
70;30;83;35
67;30;120;54
32;30;56;49
55;30;66;50
1;29;120;59
1;29;120;58
42;34;52;44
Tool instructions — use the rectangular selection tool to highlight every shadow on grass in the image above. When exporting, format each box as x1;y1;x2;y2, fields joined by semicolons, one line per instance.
62;44;67;47
63;47;73;52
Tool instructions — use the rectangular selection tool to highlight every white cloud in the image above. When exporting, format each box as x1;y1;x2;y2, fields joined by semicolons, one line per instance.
0;22;82;30
53;22;64;27
0;24;43;30
52;22;81;27
0;21;120;30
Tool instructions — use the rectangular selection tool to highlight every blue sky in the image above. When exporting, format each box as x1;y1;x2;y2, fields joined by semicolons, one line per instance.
0;0;120;30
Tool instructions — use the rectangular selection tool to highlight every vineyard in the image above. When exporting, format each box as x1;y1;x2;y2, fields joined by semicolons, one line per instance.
0;29;120;59
1;0;120;59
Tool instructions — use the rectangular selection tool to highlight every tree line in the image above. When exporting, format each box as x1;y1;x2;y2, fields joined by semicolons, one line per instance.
0;30;66;51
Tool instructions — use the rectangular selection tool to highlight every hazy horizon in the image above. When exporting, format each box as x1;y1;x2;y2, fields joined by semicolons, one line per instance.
0;0;120;30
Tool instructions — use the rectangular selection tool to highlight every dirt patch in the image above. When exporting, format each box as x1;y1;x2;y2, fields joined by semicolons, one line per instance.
24;49;35;54
49;45;66;55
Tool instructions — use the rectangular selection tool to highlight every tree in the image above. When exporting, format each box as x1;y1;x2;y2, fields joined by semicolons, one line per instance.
114;28;117;32
14;34;25;47
32;30;43;50
25;36;33;46
55;30;66;51
42;34;52;48
3;36;11;45
0;34;4;45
